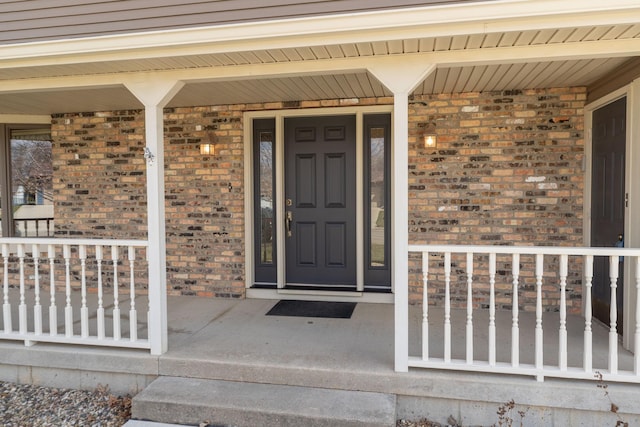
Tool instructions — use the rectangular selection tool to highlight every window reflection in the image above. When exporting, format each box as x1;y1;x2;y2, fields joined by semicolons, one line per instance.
10;129;54;237
259;132;274;264
370;127;385;267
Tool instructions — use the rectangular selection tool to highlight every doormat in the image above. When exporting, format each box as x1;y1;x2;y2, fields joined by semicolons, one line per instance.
266;300;356;319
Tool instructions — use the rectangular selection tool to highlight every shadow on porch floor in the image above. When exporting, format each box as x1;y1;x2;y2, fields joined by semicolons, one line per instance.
2;295;640;425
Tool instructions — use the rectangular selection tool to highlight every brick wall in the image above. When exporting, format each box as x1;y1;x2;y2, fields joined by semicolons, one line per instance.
408;87;586;312
51;110;147;239
50;88;586;308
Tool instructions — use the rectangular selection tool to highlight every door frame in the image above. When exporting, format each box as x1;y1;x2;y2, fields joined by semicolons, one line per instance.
244;105;394;303
584;79;640;350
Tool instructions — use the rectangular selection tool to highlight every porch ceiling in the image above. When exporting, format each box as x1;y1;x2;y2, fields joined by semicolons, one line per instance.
0;20;639;114
0;56;632;115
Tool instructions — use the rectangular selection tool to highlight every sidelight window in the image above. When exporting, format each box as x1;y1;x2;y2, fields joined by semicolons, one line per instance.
253;119;277;284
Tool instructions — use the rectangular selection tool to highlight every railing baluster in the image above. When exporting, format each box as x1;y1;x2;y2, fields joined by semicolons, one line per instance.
421;251;429;361
535;253;544;380
48;245;57;336
129;246;137;342
2;243;11;333
634;256;640;375
466;252;474;365
18;244;27;336
63;244;73;337
79;245;89;338
96;246;105;340
0;238;148;351
609;255;619;374
488;252;496;367
33;244;42;336
112;245;121;341
584;255;594;373
559;254;568;371
444;252;451;363
511;253;520;368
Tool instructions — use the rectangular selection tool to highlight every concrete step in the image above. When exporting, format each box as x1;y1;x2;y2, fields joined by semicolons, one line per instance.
132;376;396;427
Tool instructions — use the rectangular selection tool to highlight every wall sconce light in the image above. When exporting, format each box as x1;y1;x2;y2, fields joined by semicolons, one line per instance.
200;143;213;155
200;131;217;156
421;123;437;149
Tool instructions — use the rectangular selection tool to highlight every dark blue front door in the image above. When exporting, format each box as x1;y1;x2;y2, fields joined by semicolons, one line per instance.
284;115;357;287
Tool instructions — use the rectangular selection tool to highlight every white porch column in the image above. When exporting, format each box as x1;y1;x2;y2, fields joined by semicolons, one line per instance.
369;61;435;372
124;78;185;355
625;78;640;351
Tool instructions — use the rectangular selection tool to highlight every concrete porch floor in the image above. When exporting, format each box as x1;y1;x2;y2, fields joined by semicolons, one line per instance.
2;295;640;425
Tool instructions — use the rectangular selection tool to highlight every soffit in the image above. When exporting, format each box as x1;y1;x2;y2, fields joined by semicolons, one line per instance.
2;24;639;82
0;23;638;114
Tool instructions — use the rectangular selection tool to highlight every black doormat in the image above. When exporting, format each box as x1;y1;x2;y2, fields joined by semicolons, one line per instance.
266;300;356;319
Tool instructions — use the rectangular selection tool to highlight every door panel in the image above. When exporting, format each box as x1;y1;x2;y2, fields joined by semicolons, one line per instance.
325;153;346;208
296;222;317;266
325;222;347;267
285;115;356;286
295;154;316;207
591;97;626;333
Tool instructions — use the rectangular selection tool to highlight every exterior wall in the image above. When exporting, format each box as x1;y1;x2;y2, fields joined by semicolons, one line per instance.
408;87;587;312
50;87;586;307
51;111;147;240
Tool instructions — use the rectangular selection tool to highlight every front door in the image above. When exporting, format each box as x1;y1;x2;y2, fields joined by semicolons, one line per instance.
591;96;626;333
284;115;357;288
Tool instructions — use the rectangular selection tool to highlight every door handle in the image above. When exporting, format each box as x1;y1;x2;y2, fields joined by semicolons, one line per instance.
285;211;293;237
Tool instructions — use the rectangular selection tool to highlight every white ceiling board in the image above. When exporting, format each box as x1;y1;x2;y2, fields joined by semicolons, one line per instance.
434;36;452;51
387;40;404;55
355;42;374;57
0;86;142;115
496;32;518;48
482;33;503;48
403;39;419;54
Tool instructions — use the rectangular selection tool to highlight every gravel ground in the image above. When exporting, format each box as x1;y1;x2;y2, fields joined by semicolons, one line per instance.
0;380;453;427
0;381;131;426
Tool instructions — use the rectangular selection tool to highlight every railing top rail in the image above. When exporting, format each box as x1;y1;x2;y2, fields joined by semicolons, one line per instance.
0;237;148;247
408;244;640;256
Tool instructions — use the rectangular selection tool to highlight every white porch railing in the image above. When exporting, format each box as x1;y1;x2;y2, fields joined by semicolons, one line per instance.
404;245;640;383
0;238;152;351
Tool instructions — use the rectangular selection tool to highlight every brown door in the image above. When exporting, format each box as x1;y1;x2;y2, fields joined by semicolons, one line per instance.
284;115;357;288
591;97;626;333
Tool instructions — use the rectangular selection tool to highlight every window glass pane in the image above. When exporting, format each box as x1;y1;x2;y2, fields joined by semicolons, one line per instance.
10;129;54;237
369;127;385;267
259;131;274;264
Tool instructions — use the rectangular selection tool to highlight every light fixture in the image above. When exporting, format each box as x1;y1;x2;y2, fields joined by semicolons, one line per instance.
421;123;437;149
200;131;217;156
200;143;213;155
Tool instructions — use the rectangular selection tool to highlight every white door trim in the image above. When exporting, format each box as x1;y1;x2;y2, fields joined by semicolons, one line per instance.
244;105;393;301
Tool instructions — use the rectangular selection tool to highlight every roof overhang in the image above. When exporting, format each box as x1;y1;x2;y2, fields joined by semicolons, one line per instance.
0;0;639;115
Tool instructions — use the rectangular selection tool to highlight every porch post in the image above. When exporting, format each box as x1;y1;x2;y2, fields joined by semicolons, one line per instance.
626;78;640;352
124;79;184;355
368;61;435;372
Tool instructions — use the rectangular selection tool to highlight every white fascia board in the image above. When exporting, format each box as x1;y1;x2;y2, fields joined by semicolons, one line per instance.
2;37;639;94
0;0;639;68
